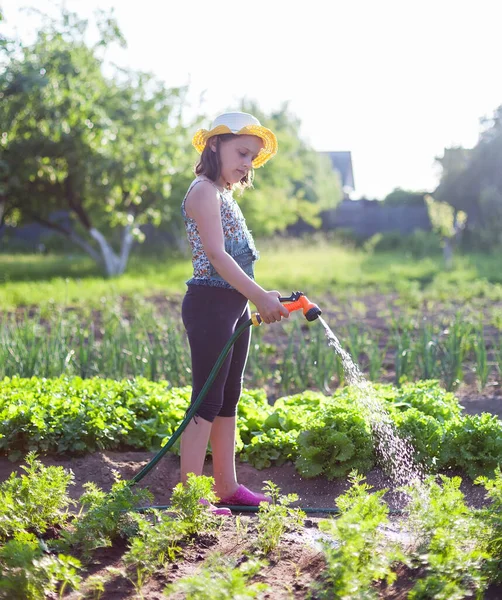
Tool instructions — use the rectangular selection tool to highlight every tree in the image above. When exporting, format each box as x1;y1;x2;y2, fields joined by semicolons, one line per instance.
435;106;502;249
383;188;428;206
0;9;196;275
425;195;466;268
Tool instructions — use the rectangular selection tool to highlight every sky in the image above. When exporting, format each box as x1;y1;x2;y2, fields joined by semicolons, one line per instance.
2;0;502;199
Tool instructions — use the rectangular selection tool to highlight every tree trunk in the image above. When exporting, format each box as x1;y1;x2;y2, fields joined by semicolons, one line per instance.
68;231;102;264
89;225;134;277
443;237;453;270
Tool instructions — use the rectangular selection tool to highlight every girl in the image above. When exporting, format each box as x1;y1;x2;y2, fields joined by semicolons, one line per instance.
180;112;289;515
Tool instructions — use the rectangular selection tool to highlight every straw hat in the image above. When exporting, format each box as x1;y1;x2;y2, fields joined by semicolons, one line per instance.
192;112;278;168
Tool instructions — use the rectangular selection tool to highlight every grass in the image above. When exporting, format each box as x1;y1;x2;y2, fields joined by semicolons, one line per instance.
1;240;502;309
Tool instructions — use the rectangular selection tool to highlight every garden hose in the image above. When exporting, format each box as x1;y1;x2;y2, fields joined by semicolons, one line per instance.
130;292;321;486
129;292;321;485
127;291;394;514
128;292;406;515
129;316;252;485
133;505;404;515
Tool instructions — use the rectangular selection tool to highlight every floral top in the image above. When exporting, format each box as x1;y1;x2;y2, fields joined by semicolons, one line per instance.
181;176;259;289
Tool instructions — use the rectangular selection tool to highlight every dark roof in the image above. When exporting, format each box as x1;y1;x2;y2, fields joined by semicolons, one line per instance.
320;151;355;190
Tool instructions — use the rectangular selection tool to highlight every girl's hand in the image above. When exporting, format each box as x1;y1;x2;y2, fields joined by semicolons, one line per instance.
254;290;290;324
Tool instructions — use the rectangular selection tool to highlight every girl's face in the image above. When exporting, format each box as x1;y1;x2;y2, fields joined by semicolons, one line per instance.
210;135;264;186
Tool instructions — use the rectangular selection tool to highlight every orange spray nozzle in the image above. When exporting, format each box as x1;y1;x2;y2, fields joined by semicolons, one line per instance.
280;291;322;322
251;291;322;327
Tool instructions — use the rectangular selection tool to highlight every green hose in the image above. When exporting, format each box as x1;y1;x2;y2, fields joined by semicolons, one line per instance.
129;312;406;515
129;317;254;486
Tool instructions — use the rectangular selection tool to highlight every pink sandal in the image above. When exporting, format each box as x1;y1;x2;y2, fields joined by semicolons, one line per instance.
199;498;232;516
218;485;272;507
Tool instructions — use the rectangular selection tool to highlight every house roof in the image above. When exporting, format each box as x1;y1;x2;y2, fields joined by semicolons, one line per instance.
320;151;355;190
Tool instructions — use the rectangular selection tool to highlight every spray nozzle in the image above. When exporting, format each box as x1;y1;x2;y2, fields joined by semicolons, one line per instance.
280;291;322;322
251;291;322;326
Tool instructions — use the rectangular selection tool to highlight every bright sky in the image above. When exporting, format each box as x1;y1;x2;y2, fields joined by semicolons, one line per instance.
3;0;502;199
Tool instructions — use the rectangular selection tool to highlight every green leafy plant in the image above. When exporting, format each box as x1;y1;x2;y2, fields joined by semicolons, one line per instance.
255;481;305;555
311;472;400;599
403;475;490;600
475;467;502;584
445;413;502;479
381;379;462;422
295;403;374;479
60;477;153;559
122;510;187;593
365;335;387;382
163;552;269;599
0;452;74;541
393;324;415;385
414;322;441;380
240;429;298;469
0;532;81;600
169;473;223;536
438;316;471;391
391;409;445;470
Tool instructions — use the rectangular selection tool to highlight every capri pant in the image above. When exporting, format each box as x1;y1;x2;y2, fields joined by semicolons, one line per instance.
181;284;251;422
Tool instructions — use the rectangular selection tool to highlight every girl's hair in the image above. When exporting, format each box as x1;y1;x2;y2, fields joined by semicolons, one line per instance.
194;134;254;192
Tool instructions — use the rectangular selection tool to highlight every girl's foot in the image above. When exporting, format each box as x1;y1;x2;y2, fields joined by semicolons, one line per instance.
218;484;272;507
199;498;232;516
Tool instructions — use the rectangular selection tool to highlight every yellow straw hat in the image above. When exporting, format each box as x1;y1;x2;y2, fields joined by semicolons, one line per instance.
192;112;278;168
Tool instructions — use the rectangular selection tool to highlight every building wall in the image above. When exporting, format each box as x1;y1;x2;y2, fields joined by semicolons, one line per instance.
289;199;432;238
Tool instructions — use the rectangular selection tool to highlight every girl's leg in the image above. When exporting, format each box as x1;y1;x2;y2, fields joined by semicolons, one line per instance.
211;306;251;499
209;415;238;499
180;286;247;486
180;415;213;483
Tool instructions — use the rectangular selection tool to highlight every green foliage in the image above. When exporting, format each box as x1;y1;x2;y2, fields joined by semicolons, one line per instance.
0;452;74;541
169;474;223;536
425;194;467;240
0;375;190;458
295;401;375;479
0;8;195;274
1;377;501;481
61;477;153;559
391;409;445;470
445;413;502;479
164;552;269;599
381;380;462;422
435;107;502;251
122;510;187;591
237;388;273;445
311;472;399;599
0;532;81;600
240;429;298;469
254;481;305;555
404;476;490;599
475;467;502;583
0;301;192;383
474;324;489;390
383;188;428;207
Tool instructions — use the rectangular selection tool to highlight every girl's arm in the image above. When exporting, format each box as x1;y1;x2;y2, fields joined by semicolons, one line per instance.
185;182;289;323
